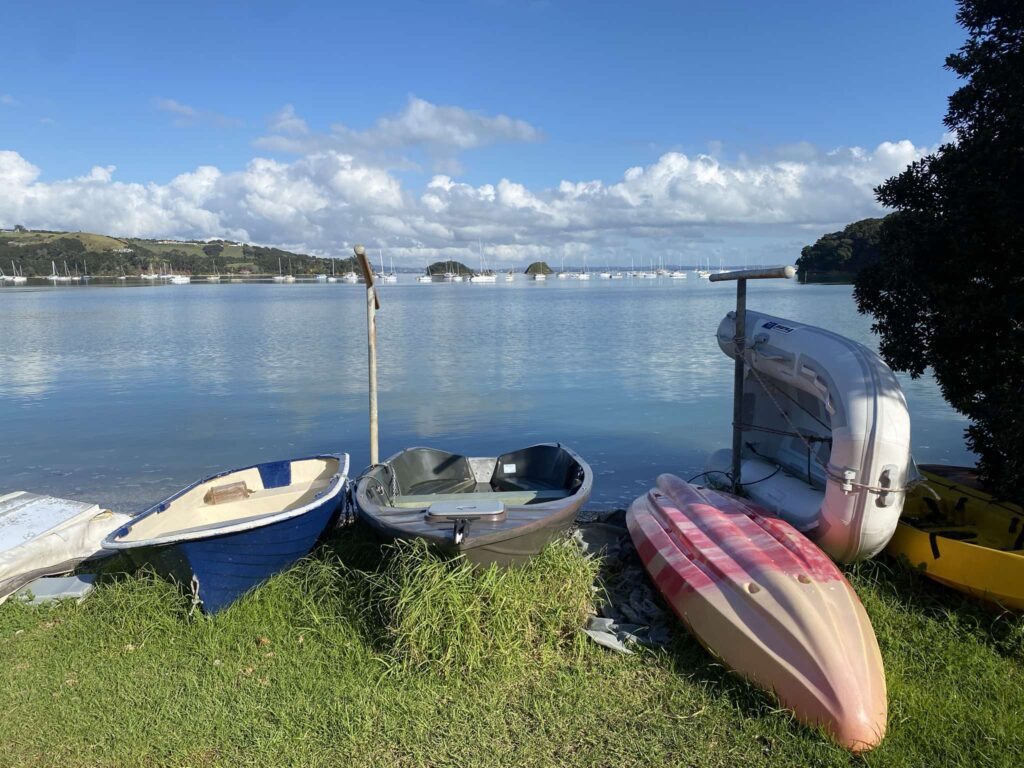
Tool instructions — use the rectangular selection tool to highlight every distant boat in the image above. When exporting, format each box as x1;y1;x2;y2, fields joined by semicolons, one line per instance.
670;270;688;279
505;270;514;282
610;272;624;280
49;260;69;282
272;257;288;283
81;259;91;281
354;444;590;567
379;251;398;283
6;261;26;284
207;259;221;282
340;271;358;283
576;255;591;280
66;261;81;282
327;260;338;282
169;274;191;285
284;260;296;283
532;272;547;281
103;454;349;614
598;271;612;279
469;242;497;283
417;269;434;283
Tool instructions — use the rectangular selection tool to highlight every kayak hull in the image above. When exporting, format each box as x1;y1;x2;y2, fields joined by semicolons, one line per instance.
628;474;886;752
886;465;1024;610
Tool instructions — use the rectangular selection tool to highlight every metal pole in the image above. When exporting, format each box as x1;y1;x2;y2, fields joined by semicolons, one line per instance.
731;279;748;493
354;244;379;465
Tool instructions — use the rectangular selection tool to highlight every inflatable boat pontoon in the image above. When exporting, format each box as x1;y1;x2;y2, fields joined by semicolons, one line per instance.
708;310;912;562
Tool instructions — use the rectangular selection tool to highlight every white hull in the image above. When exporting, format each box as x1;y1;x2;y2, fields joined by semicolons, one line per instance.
711;310;912;562
0;492;131;602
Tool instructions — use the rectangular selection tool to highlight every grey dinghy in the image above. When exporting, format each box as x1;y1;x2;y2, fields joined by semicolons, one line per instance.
354;443;591;566
104;454;349;613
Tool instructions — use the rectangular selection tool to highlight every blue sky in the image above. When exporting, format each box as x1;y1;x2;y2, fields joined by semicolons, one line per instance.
0;0;964;264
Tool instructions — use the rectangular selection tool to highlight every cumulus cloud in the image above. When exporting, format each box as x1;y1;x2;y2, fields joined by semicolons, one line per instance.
267;104;308;136
154;97;242;128
256;96;541;171
0;137;928;266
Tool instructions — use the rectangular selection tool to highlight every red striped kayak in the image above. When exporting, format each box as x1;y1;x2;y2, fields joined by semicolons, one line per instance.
627;474;886;752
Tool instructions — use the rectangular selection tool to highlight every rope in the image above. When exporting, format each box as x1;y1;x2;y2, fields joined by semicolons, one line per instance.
741;359;918;495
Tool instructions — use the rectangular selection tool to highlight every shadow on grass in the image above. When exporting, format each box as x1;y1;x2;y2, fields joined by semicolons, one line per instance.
846;555;1024;662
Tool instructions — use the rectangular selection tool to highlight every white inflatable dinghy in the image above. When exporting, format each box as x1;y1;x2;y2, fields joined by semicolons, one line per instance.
708;310;912;562
0;491;131;602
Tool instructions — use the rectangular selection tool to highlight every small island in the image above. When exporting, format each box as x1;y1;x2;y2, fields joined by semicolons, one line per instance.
524;261;553;275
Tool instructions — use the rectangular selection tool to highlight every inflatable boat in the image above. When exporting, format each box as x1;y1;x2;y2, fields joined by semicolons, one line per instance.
707;310;912;562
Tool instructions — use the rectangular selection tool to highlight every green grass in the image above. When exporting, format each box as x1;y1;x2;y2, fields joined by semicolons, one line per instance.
1;529;1022;767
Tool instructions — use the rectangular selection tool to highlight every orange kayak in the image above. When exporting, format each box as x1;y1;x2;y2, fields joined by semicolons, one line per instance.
628;474;887;752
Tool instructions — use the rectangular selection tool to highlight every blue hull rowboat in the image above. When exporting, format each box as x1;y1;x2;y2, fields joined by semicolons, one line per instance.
103;454;349;613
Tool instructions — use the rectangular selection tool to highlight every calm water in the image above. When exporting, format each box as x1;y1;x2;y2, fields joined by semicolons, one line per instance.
0;278;972;512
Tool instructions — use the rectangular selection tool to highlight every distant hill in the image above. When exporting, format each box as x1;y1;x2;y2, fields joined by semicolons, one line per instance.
0;228;358;277
796;218;885;283
524;261;552;275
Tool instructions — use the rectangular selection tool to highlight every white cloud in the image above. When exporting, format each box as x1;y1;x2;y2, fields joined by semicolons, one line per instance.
256;96;541;171
0;135;928;266
1;94;16;107
154;97;242;128
267;104;308;136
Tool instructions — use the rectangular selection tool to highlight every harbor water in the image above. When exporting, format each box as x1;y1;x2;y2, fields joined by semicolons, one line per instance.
0;277;972;511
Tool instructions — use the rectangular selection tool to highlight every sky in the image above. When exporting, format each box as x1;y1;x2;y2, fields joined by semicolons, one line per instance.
0;0;964;267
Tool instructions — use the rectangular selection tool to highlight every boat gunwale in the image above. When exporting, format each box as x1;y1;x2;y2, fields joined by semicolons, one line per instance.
103;453;350;549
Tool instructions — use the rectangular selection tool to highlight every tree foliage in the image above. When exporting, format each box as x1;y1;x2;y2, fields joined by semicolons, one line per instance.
853;0;1024;498
426;260;473;275
796;218;884;282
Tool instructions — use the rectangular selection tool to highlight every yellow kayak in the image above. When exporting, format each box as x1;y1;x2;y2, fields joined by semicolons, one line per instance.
886;465;1024;610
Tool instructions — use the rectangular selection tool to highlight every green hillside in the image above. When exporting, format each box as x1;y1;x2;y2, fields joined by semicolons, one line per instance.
795;218;885;284
0;228;358;277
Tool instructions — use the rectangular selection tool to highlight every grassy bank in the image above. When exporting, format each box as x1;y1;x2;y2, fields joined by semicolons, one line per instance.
1;528;1022;767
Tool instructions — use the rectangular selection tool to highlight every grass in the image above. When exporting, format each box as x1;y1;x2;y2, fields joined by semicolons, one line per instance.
0;528;1022;767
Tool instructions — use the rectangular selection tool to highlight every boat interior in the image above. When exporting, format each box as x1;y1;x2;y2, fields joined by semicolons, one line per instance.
904;467;1024;551
366;445;585;509
115;457;341;542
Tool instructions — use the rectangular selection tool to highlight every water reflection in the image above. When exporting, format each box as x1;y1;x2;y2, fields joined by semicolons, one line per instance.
0;279;972;510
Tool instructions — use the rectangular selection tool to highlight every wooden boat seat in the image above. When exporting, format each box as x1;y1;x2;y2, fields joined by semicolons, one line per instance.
391;489;569;509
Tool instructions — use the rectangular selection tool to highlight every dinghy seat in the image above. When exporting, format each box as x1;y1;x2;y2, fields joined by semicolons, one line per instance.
204;481;252;505
391;489;570;509
388;448;478;497
406;478;478;495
